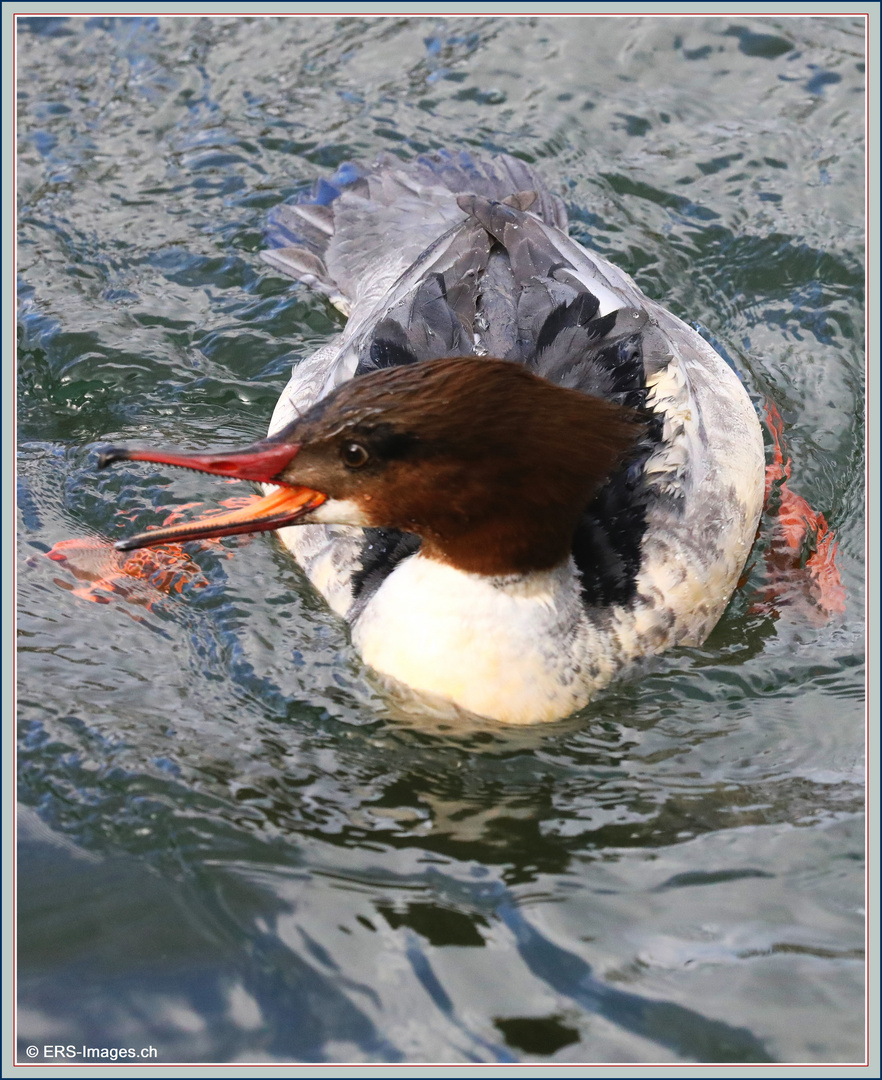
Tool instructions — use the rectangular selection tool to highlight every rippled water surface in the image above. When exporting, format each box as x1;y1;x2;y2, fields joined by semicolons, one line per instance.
16;14;865;1065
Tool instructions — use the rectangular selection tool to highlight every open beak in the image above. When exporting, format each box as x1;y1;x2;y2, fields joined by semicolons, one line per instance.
98;439;326;551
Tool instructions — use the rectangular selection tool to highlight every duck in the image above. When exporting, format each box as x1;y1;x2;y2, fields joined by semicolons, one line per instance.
98;150;765;724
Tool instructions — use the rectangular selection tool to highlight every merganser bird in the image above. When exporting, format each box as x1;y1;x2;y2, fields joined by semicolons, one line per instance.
99;151;765;724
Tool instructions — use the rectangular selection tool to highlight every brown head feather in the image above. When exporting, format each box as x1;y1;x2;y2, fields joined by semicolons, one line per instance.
274;356;645;576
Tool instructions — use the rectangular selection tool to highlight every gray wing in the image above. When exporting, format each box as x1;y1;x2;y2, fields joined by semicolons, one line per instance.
262;150;567;319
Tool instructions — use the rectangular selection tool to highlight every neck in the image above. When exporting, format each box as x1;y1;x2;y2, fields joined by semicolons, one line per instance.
351;553;619;724
418;518;574;577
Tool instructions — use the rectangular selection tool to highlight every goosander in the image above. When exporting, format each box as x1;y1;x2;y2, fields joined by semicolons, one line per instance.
99;151;765;724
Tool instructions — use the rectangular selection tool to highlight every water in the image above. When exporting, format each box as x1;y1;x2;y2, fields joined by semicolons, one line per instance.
15;14;865;1065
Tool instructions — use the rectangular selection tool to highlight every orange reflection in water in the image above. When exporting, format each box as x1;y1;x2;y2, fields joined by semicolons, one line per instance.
46;495;262;608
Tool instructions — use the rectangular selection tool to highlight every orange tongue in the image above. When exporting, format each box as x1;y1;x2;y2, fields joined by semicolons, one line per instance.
115;485;325;551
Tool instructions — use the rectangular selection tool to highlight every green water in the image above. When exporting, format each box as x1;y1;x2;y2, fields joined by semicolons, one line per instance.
16;15;864;1064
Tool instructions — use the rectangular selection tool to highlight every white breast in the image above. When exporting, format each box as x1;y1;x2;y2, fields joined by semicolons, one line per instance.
350;555;617;725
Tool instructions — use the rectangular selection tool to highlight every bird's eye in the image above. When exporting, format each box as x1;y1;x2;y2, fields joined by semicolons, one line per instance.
341;441;370;468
